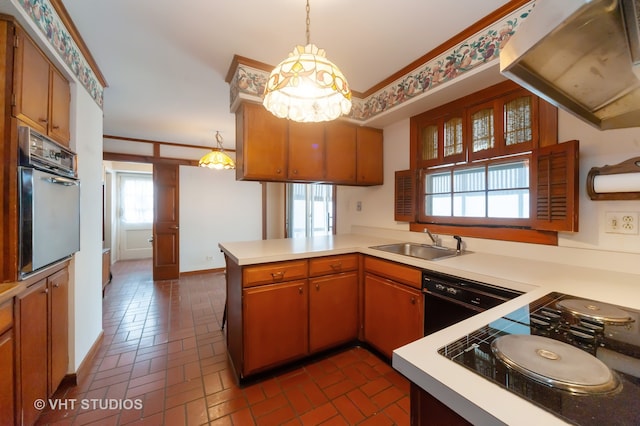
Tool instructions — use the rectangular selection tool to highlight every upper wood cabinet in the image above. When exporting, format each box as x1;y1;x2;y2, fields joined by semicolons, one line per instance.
414;109;465;168
289;121;325;180
410;81;557;169
12;27;71;146
356;127;384;185
325;121;357;183
236;102;287;181
235;102;383;186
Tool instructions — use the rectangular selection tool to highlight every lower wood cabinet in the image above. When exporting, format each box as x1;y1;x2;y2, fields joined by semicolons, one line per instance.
410;382;472;425
49;268;69;395
15;265;69;425
16;279;48;426
0;300;15;426
363;271;423;359
243;280;309;375
225;253;422;381
309;271;358;353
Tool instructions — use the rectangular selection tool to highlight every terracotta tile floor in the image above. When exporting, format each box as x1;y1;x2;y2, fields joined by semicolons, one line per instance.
37;260;410;425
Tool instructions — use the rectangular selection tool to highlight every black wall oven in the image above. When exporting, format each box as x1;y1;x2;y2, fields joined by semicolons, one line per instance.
18;126;80;279
422;270;523;336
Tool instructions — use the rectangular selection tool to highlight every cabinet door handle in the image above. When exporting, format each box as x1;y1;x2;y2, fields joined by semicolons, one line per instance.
330;262;342;271
52;125;60;129
271;271;285;280
410;296;416;305
292;169;298;175
38;118;48;123
315;283;320;290
169;225;179;230
53;283;60;288
298;287;304;294
42;288;49;294
276;168;282;174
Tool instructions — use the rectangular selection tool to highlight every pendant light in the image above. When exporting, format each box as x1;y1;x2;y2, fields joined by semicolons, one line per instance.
263;0;351;123
199;131;235;170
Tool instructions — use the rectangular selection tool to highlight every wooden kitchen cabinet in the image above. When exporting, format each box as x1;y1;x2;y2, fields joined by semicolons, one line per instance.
235;101;288;181
48;268;69;395
325;121;357;183
363;256;423;359
15;264;69;425
13;27;71;146
309;254;359;353
235;101;383;185
48;67;71;143
0;299;15;426
242;280;309;375
356;126;384;185
289;121;325;181
16;279;48;426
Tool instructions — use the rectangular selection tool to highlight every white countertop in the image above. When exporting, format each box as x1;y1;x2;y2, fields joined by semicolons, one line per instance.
219;234;640;425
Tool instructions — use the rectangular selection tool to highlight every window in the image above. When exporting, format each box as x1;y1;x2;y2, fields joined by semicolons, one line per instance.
423;158;530;221
119;173;153;224
286;183;335;238
408;80;577;244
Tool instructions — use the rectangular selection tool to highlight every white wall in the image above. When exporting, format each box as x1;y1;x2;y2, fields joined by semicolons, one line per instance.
179;166;262;271
68;85;104;373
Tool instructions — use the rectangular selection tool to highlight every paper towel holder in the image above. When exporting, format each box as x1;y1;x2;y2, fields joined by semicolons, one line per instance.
587;157;640;200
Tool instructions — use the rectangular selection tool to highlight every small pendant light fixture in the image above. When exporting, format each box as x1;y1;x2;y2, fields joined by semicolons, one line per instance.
263;0;352;123
198;131;235;170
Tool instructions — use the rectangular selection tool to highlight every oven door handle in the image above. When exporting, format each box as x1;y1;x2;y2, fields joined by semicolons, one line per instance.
42;176;79;186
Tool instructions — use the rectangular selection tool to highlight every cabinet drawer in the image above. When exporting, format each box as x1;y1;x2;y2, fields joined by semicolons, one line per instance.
364;256;421;289
243;260;308;287
309;254;358;277
0;300;12;334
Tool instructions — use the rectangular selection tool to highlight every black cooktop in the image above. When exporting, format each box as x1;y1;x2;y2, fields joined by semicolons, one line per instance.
438;292;640;425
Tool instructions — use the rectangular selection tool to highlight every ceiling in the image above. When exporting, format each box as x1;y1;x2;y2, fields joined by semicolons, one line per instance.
59;0;512;151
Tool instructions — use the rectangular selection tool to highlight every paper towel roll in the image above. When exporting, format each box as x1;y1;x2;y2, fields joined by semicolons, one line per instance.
593;173;640;193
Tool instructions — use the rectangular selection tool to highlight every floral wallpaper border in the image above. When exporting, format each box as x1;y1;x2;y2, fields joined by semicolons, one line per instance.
17;0;104;108
229;1;534;122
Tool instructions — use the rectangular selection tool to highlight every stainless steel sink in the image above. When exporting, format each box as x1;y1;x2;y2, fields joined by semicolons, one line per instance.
370;242;461;261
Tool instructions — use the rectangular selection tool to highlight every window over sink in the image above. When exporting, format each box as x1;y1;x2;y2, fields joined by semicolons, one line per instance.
402;80;578;245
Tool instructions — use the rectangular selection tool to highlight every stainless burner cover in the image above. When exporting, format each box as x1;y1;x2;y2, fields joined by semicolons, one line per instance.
491;334;620;394
557;298;634;324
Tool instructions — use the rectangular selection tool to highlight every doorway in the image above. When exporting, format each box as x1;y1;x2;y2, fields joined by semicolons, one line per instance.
286;183;335;238
116;172;153;260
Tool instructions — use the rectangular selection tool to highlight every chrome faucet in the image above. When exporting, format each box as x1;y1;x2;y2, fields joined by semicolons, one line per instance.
423;228;439;246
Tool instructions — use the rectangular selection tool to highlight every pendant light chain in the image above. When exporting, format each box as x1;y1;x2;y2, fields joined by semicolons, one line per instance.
305;0;311;45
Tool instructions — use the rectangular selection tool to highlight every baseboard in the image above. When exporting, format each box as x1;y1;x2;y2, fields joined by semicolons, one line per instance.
180;267;225;276
63;329;104;386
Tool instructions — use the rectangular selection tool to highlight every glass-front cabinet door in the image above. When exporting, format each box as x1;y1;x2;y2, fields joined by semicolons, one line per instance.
469;89;535;161
415;111;465;168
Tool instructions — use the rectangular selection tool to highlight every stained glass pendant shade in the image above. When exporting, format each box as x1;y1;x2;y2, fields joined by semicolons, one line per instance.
263;1;351;122
199;131;235;170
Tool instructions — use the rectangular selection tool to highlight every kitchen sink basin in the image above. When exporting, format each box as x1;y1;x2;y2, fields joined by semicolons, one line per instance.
370;242;461;261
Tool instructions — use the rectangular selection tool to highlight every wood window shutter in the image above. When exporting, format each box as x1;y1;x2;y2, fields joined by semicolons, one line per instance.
395;170;415;222
531;140;579;232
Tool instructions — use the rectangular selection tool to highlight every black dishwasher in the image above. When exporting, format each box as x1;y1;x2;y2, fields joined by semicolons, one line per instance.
422;270;523;335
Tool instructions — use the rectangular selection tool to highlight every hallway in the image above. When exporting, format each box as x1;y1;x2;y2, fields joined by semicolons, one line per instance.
36;260;410;425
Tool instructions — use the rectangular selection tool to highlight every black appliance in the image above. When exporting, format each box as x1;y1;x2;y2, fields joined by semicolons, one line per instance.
422;270;523;335
439;292;640;425
18;126;80;278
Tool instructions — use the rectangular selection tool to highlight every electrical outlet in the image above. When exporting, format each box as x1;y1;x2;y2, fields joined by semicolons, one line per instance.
205;255;214;261
605;212;639;235
356;201;362;212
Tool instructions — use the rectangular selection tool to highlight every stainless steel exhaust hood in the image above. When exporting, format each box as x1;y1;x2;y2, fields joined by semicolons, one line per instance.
500;0;640;130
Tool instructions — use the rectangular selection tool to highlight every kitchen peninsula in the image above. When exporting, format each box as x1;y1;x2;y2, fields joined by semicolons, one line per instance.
220;233;640;425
